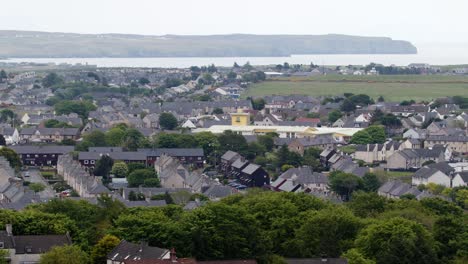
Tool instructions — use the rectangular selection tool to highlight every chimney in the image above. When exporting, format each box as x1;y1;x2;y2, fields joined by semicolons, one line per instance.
6;224;12;236
170;248;177;262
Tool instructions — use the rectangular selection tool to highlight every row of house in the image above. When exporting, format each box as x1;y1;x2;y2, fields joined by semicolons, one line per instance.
220;151;270;188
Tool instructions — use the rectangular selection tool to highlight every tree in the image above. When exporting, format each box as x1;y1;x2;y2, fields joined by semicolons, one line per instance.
127;163;146;174
294;208;362;258
342;249;375;264
54;100;96;119
84;130;107;147
127;169;158;187
354;217;438;264
111;162;129;178
218;130;248;155
377;96;385;102
0;109;15;123
29;183;46;193
252;98;266;110
362;173;380;192
143;178;161;187
40;245;89;264
90;235;120;264
123;128;144;151
105;127;126;146
328;110;343;123
212;108;224;114
227;71;237;79
93;155;114;178
42;72;63;88
348;191;387;218
0;249;7;264
341;99;356;112
138;77;150;85
329;171;364;201
0;147;22;170
349;130;372;144
0;69;7;79
0;135;6;146
257;135;275;152
159;112;178;130
365;125;386;144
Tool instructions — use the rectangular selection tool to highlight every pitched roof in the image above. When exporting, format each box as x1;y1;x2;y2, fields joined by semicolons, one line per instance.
412;167;440;179
10;145;74;154
107;240;169;262
221;150;240;162
13;234;72;254
241;164;261;175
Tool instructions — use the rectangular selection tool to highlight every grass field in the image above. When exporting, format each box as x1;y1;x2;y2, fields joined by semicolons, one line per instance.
245;75;468;101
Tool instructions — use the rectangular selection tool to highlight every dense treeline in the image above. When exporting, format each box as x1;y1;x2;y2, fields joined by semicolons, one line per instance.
0;191;466;264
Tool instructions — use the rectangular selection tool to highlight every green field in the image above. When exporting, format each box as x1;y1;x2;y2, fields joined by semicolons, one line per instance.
245;75;468;101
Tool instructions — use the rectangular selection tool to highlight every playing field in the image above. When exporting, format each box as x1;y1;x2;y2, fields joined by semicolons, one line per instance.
244;75;468;101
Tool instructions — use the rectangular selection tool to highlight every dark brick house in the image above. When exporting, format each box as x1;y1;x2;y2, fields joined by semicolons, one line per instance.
240;163;270;187
10;145;74;166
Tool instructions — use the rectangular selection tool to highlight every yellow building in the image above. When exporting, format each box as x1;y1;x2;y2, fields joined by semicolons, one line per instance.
230;109;250;126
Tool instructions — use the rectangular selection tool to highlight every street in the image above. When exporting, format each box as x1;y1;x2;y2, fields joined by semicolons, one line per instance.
23;168;56;199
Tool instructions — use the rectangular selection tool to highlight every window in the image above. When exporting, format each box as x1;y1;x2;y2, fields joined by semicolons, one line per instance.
84;160;89;164
35;154;39;158
90;160;95;164
236;117;240;122
26;154;30;158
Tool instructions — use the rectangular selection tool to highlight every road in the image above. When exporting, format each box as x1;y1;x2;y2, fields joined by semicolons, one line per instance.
23;168;56;199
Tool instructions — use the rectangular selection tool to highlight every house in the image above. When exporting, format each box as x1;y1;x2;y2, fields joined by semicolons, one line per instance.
288;135;341;155
220;151;241;175
354;141;403;163
107;240;170;264
239;163;270;187
390;105;429;117
19;128;80;143
378;180;421;199
253;113;280;126
411;167;451;187
142;148;205;167
203;185;237;201
271;166;328;193
320;148;336;168
425;135;468;154
0;224;72;264
10;145;74;166
0;126;19;145
155;155;208;191
58;155;111;197
386;147;450;170
452;172;468;187
79;152;147;168
403;128;428;139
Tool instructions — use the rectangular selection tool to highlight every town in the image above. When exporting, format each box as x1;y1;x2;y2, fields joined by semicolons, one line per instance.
0;60;467;264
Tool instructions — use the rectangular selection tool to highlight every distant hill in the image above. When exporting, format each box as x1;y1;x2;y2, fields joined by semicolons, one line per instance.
0;31;417;58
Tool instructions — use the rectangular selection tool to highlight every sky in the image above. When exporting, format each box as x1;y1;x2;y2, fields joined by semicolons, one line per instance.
2;0;468;44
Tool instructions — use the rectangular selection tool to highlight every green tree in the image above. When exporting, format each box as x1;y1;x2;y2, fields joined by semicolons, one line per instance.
29;183;46;193
138;77;150;85
90;235;120;264
40;245;89;264
0;135;6;146
127;169;158;187
365;125;386;144
159;112;178;130
143;178;161;187
218;130;248;155
354;217;438;264
0;109;15;123
252;98;266;110
42;72;63;88
0;147;22;170
123;128;144;151
257;135;275;152
341;99;356;112
342;249;375;264
350;130;372;144
362;173;380;192
0;69;7;79
329;171;364;201
84;130;107;147
294;207;362;258
328;110;343;123
111;162;129;178
105;127;126;146
212;108;223;114
348;191;387;218
93;155;114;178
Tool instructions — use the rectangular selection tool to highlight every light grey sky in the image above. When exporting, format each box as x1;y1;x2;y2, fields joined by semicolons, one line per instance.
2;0;467;43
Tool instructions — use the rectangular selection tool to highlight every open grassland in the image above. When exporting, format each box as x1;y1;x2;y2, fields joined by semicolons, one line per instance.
245;75;468;101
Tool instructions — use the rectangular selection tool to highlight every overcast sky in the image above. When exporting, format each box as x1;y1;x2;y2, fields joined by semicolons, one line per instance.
2;0;467;43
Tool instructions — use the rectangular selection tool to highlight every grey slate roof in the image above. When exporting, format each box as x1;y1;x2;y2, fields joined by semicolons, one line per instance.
221;150;240;162
107;240;169;262
140;148;204;157
203;185;235;199
241;164;261;175
10;145;74;154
